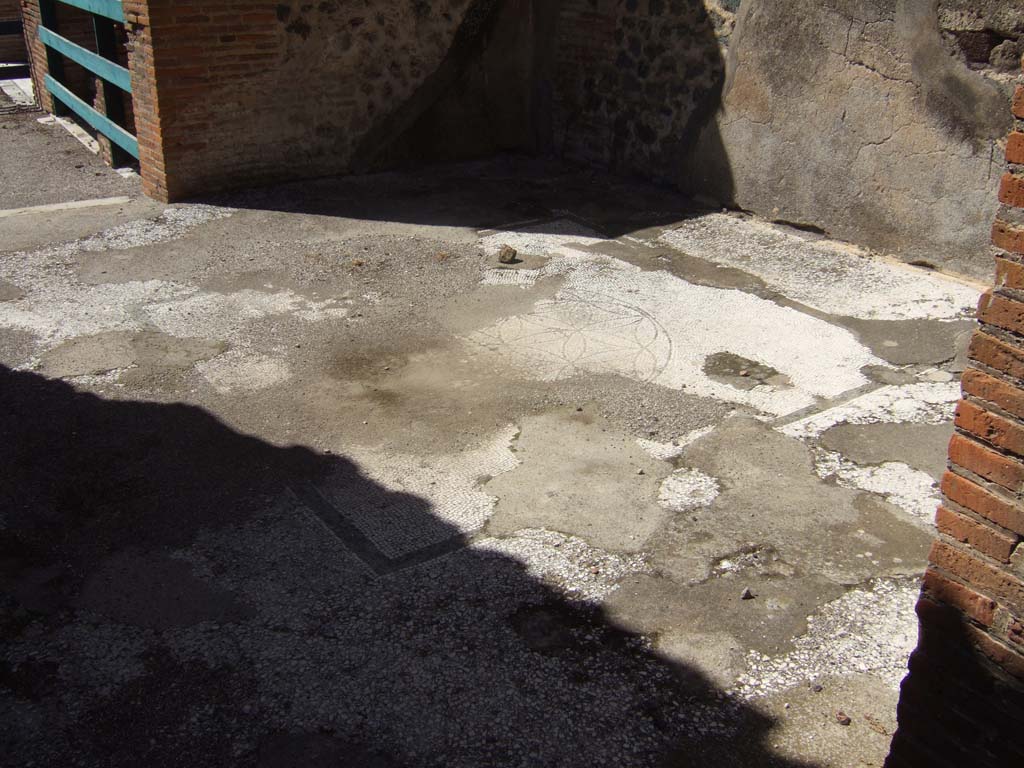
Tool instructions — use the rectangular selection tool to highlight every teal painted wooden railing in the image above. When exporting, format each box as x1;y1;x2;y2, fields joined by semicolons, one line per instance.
39;0;137;159
53;0;125;24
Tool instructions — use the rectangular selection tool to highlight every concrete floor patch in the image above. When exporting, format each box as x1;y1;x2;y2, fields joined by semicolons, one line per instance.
0;281;349;355
483;414;671;552
0;279;189;347
659;214;981;321
471;240;882;416
0;205;253;353
472;528;650;603
313;427;520;562
74;204;235;252
775;383;956;527
196;349;293;394
144;288;349;339
819;421;953;482
778;382;961;441
813;450;940;526
637;425;717;461
0;196;131;219
732;579;919;700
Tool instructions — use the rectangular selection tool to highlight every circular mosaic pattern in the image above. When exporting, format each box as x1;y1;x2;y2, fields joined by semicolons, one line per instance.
475;289;673;383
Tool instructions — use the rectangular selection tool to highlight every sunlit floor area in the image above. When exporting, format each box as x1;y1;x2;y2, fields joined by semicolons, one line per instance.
0;109;983;767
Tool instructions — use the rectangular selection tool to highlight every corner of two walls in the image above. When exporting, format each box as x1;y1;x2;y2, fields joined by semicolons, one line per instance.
134;0;737;203
538;0;1018;280
549;0;733;194
129;0;537;203
351;0;543;172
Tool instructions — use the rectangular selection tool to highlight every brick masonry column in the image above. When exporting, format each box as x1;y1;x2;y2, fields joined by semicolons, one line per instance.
885;64;1024;767
122;0;167;201
19;0;54;113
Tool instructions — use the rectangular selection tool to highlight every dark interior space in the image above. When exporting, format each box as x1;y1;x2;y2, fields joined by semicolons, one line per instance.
208;0;735;246
354;0;733;203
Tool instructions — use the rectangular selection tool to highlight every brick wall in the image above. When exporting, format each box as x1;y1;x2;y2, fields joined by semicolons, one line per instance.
886;61;1024;768
122;0;164;196
24;0;734;201
121;0;484;202
19;0;48;109
1;0;25;61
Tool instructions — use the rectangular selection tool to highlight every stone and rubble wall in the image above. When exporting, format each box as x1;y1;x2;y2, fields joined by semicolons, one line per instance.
355;0;540;170
550;0;727;182
121;0;501;201
541;0;1023;278
886;60;1024;768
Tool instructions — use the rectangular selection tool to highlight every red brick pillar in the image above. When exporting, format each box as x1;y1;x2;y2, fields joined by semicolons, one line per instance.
20;0;54;113
886;67;1024;767
121;1;167;200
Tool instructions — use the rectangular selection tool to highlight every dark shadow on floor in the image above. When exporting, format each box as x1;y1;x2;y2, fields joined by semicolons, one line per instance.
209;154;723;242
0;64;29;79
1;366;816;767
886;596;1024;766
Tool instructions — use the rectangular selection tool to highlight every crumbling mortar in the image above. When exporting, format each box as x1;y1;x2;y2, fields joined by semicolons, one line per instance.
962;392;1024;433
977;322;1024;351
964;359;1024;402
947;457;1024;504
941;489;1023;545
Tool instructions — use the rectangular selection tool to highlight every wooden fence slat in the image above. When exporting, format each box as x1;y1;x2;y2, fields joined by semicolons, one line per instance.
38;26;131;92
53;0;125;24
44;74;139;158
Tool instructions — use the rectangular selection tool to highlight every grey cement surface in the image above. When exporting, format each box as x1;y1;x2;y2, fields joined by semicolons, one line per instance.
484;412;674;552
0;137;978;767
0;111;140;209
820;422;956;483
0;195;166;253
838;317;979;368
